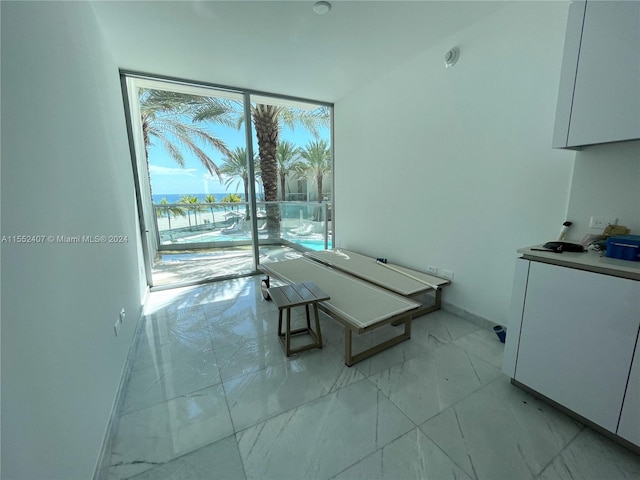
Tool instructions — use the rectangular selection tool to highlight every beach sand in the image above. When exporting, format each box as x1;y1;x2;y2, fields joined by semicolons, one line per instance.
155;209;235;232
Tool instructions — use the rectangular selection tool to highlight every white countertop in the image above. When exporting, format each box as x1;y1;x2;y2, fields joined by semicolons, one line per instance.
518;245;640;281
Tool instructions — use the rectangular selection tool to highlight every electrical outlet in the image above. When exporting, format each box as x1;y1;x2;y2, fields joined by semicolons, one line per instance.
590;216;617;230
114;319;120;336
427;265;438;275
442;269;454;280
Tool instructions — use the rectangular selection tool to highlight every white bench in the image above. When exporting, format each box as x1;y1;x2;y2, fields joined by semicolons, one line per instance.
304;249;450;317
260;257;421;366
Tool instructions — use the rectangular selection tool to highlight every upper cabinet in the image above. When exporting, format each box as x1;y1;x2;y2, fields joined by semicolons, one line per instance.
553;1;640;149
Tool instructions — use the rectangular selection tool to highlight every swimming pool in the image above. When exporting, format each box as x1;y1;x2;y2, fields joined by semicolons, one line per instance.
288;237;332;251
162;230;331;251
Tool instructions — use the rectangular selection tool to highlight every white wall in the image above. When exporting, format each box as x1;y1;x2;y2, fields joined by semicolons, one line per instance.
334;1;576;325
565;140;640;241
1;2;145;478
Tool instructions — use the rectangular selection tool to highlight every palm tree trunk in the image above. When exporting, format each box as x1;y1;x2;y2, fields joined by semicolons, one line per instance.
143;122;154;198
317;174;323;203
243;177;251;220
253;104;280;237
280;172;286;201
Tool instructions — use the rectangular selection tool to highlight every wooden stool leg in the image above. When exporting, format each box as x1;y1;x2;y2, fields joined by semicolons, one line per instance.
278;309;284;338
313;302;323;348
305;304;311;330
285;307;292;356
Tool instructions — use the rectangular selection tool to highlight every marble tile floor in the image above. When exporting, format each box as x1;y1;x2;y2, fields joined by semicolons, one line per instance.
104;276;640;480
151;245;303;289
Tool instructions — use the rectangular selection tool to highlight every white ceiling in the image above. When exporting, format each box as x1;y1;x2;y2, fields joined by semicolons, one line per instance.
90;1;506;103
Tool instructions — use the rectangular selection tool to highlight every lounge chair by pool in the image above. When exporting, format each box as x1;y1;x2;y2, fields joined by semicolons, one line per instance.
290;224;314;236
222;222;243;234
289;223;309;234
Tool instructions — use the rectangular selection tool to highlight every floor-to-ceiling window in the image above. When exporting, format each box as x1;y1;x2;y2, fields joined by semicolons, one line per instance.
122;74;333;289
249;95;332;265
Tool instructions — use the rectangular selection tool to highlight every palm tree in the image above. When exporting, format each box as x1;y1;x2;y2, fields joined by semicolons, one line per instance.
203;194;218;227
198;101;330;237
179;195;192;226
186;195;204;225
179;194;202;226
219;147;260;216
297;139;332;203
251;104;280;230
158;198;185;230
221;193;242;215
139;89;236;193
276;141;302;201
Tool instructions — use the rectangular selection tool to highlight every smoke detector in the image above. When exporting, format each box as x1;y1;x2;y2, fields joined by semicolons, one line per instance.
313;1;331;14
444;47;459;68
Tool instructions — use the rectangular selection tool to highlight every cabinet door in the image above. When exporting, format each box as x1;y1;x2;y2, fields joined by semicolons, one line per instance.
568;0;640;146
552;1;586;149
502;258;530;377
515;262;640;432
618;331;640;446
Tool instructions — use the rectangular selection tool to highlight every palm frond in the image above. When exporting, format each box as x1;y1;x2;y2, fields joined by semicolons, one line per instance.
278;106;330;136
139;87;236;180
156;135;185;167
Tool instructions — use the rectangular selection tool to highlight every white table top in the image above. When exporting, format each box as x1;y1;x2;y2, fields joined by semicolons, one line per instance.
304;249;449;295
260;258;419;330
518;245;640;281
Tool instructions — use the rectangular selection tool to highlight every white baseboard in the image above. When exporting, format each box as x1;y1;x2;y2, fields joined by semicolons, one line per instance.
93;306;146;480
441;301;499;331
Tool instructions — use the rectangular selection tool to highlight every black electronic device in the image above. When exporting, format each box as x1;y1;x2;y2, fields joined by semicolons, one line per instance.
541;241;585;253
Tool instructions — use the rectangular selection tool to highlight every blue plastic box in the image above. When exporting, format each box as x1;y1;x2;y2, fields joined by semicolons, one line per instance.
606;235;640;261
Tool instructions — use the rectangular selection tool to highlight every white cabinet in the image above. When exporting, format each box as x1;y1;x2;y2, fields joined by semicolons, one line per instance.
553;1;587;148
553;1;640;148
502;258;530;377
618;334;640;445
505;259;640;438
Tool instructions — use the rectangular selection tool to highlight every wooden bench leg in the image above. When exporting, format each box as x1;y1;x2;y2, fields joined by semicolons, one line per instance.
313;303;322;349
261;277;271;300
285;308;292;356
343;315;412;367
392;288;443;325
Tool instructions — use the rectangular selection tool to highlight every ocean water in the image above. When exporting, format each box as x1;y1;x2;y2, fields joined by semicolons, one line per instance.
153;193;245;204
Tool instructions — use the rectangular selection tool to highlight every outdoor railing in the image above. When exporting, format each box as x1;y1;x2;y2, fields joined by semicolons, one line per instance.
287;192;332;202
153;201;332;251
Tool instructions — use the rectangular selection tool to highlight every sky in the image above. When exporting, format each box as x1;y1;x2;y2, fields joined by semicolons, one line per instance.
148;117;330;197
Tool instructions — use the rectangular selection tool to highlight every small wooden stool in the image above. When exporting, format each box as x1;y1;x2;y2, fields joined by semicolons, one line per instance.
266;281;330;357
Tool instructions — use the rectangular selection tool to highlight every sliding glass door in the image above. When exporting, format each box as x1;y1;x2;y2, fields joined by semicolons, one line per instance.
122;74;332;288
249;95;332;265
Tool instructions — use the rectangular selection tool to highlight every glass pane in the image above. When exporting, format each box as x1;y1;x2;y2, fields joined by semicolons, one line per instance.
250;95;333;268
133;79;258;286
125;75;333;289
